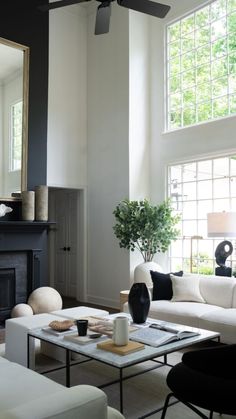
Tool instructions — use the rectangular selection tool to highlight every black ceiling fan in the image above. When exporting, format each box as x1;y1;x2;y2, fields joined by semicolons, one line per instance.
39;0;170;35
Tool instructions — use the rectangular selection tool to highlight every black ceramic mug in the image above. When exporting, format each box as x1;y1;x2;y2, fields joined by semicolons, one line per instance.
76;319;88;336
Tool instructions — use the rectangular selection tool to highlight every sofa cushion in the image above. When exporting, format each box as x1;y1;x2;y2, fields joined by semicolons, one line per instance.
148;300;221;327
150;270;183;301
0;385;109;419
199;308;236;344
230;283;236;308
199;275;236;308
171;274;205;303
0;361;63;411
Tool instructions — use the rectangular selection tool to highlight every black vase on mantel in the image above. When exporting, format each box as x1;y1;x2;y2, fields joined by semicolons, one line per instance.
128;282;150;324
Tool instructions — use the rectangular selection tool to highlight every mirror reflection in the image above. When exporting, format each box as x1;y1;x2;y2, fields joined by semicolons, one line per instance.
0;38;29;200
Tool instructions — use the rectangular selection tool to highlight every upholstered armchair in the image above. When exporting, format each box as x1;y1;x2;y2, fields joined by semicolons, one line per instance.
161;344;236;419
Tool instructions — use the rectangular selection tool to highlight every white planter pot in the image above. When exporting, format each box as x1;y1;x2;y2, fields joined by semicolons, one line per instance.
134;261;163;288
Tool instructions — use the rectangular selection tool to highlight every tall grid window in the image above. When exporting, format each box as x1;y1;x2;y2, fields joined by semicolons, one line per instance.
168;154;236;275
167;0;236;131
9;100;22;172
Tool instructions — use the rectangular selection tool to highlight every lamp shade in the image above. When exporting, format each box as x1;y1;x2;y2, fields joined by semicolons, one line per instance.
207;212;236;237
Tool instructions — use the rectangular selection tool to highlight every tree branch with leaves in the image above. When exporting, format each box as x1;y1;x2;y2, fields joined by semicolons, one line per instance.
113;199;180;262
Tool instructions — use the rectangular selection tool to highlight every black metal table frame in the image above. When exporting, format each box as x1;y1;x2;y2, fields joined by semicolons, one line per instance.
27;333;220;417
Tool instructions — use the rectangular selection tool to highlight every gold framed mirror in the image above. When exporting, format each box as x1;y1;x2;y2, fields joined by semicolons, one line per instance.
0;37;29;201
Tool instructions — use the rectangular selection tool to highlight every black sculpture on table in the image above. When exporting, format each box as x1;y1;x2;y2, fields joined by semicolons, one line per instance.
215;240;233;277
128;282;150;324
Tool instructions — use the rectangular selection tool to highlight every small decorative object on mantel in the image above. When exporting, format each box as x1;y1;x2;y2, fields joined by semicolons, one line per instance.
35;185;48;221
0;203;13;218
128;282;150;324
21;191;35;221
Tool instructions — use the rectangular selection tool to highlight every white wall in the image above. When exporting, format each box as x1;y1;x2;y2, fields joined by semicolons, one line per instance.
87;3;130;307
129;11;152;278
150;0;236;269
129;11;150;201
47;6;87;189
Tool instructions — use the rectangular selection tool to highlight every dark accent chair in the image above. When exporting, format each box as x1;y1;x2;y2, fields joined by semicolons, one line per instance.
161;344;236;419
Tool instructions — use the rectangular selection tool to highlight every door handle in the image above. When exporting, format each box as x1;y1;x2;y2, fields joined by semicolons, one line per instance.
67;247;71;251
60;247;67;251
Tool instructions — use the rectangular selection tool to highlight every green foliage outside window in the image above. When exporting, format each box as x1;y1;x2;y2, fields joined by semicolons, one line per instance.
167;0;236;130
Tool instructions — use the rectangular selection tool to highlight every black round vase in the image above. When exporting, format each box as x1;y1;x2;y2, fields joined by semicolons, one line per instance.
128;282;150;324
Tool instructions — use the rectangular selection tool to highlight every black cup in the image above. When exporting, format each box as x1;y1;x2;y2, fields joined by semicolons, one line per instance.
76;319;88;336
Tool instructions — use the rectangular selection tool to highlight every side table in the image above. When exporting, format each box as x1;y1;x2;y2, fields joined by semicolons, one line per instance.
120;290;129;312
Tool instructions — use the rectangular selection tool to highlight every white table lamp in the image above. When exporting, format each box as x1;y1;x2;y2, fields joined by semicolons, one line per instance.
207;212;236;276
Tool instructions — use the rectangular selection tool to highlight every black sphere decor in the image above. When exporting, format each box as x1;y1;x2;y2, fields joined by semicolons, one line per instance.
128;282;150;324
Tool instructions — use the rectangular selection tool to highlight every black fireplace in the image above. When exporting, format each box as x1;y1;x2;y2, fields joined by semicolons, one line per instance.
0;268;16;320
0;249;42;323
0;220;55;324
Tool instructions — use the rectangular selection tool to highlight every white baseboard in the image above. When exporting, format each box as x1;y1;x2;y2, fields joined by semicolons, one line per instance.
87;294;119;310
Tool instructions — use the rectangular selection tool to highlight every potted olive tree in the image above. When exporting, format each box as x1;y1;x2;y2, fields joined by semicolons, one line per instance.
113;199;180;322
113;198;180;262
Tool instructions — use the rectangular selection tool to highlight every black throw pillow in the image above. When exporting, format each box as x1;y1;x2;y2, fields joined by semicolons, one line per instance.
150;270;183;301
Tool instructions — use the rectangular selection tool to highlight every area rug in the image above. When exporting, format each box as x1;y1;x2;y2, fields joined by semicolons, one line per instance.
37;349;233;419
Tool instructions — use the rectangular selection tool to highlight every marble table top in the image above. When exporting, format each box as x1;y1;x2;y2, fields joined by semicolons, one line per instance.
28;315;220;369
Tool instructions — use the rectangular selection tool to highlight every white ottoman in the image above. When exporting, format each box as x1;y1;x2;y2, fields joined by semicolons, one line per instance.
5;313;70;369
52;306;109;320
5;307;110;368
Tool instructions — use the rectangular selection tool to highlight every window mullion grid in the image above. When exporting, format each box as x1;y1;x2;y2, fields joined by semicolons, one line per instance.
194;13;197;124
226;3;231;115
196;162;199;273
168;154;236;274
229;157;234;268
180;20;183;128
167;65;170;129
211;158;216;274
181;164;184;270
210;11;214;121
9;106;14;172
229;156;232;210
167;28;170;130
166;0;236;131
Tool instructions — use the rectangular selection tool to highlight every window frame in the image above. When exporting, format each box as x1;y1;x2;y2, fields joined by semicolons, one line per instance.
167;151;236;275
9;99;23;173
165;0;236;132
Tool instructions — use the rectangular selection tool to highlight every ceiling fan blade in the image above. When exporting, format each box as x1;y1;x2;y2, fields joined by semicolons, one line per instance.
117;0;170;18
38;0;90;12
95;3;111;35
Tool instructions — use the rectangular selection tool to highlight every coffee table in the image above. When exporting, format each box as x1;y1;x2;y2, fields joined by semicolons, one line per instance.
27;314;220;415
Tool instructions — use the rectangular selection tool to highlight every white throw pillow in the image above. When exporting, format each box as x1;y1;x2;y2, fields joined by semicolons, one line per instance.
170;274;206;303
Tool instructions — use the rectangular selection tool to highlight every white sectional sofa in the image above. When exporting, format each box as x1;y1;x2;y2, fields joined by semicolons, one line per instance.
0;356;124;419
124;274;236;344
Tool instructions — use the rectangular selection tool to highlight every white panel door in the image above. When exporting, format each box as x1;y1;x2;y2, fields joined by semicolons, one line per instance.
54;190;78;297
67;191;78;296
